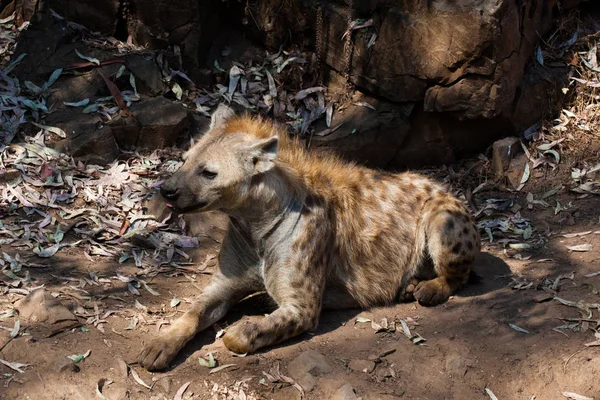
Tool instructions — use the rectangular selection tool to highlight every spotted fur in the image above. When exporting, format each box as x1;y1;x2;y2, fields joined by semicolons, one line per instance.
138;105;480;371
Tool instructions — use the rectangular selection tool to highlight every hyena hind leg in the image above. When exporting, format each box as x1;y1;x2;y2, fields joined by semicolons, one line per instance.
413;200;480;306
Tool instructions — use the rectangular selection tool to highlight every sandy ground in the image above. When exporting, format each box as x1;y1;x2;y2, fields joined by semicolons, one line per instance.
1;191;599;400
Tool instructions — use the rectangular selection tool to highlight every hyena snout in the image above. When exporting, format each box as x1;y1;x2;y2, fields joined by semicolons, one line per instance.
160;181;180;201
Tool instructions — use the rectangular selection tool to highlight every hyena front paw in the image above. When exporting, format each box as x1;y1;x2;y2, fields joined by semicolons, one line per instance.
222;316;264;354
413;277;452;306
139;335;186;371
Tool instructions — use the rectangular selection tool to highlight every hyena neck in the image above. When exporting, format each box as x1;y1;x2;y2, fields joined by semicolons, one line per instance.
225;166;306;242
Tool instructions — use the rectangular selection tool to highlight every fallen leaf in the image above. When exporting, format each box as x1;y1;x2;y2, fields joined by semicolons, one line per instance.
0;358;31;373
520;163;531;185
566;244;592;252
10;319;20;338
75;49;100;65
209;363;238;374
563;392;594;400
130;367;151;389
68;349;91;363
170;297;180;308
96;378;112;400
172;82;183;100
485;388;499;400
355;317;371;323
174;381;191;400
45;68;63;89
508;323;529;334
31;122;67;138
64;99;90;107
198;352;216;368
562;231;592;238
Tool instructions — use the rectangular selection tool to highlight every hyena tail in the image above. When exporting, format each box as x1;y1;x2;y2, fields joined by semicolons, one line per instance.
404;193;480;306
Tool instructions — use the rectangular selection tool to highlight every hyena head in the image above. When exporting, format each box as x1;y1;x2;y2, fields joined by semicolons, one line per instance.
160;104;279;213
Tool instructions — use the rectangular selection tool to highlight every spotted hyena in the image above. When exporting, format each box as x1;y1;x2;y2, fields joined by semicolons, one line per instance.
138;104;480;371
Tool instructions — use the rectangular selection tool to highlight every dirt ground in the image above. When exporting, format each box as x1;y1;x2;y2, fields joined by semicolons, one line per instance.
1;187;599;400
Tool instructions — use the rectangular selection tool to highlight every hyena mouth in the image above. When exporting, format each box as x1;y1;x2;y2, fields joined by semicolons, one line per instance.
166;201;209;214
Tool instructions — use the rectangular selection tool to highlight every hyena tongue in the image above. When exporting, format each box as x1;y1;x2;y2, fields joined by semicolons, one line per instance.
166;203;173;208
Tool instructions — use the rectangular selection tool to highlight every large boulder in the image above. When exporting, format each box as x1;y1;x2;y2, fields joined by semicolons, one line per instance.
6;0;581;168
242;0;575;167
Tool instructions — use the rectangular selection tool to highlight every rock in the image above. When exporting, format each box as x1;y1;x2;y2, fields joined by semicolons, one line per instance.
311;85;413;169
287;350;332;392
491;137;522;177
125;0;224;82
534;293;554;303
11;0;578;169
330;383;359;400
348;359;375;374
125;54;167;96
50;110;120;165
505;153;528;189
55;356;80;374
376;366;395;382
111;97;190;150
16;289;77;325
44;0;120;35
242;0;568;166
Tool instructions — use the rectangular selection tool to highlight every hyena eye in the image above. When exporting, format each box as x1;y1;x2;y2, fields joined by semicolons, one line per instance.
201;170;217;180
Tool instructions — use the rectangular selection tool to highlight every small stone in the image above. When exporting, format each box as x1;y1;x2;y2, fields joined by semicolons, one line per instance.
330;383;359;400
115;358;129;379
55;356;80;374
491;137;521;177
287;350;332;392
376;366;394;381
132;97;191;150
533;293;554;303
348;359;376;373
125;54;167;96
17;289;78;325
445;354;468;377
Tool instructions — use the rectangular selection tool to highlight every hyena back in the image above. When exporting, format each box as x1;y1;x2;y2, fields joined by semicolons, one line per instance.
139;105;480;371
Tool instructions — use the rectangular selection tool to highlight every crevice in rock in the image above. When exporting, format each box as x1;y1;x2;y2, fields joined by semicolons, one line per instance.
114;0;129;41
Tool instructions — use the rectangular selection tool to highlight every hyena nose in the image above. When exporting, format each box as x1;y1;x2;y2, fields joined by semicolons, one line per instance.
160;186;179;200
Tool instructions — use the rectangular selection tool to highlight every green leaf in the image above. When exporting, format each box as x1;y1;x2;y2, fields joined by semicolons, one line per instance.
130;73;138;95
33;243;61;258
5;53;26;74
82;103;101;114
45;68;63;89
24;81;43;95
75;49;100;65
198;352;216;368
115;65;126;79
67;349;91;363
63;99;90;107
10;320;20;338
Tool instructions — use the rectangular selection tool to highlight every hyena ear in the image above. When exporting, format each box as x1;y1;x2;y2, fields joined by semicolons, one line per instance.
246;136;279;174
210;103;236;129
